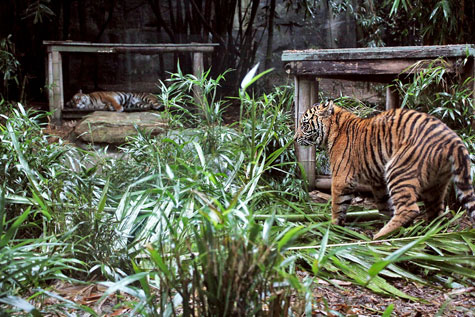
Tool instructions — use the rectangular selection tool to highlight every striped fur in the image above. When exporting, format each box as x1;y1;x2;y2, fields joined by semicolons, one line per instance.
67;90;163;112
296;101;475;239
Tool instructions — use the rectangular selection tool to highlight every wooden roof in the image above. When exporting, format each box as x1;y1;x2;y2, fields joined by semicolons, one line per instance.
282;45;475;61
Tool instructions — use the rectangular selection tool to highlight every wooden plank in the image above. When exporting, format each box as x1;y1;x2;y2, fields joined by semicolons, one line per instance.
284;59;457;77
44;41;219;54
295;76;317;190
282;44;475;61
44;41;219;47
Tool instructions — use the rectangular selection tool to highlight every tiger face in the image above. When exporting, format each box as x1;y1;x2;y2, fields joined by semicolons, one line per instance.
69;90;91;109
295;101;335;149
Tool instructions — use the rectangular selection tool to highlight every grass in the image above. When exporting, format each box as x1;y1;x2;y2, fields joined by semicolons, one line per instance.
0;64;474;315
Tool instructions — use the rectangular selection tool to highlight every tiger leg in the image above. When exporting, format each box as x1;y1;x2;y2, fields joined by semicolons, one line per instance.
103;95;124;112
331;180;355;226
421;182;449;222
371;184;393;217
374;157;422;239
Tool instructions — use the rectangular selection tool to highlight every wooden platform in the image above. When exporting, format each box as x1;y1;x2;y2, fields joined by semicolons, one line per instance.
43;41;219;125
282;44;475;190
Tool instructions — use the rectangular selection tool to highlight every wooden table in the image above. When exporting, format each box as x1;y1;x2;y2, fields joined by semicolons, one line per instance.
43;41;218;125
282;44;475;190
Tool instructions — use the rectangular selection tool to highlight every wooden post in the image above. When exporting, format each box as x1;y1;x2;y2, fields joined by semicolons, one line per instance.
385;86;399;110
47;49;64;125
294;76;317;190
192;52;204;106
467;57;475;130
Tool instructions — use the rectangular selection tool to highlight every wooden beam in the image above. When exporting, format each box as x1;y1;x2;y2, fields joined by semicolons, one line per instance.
284;59;457;77
192;52;204;106
282;44;475;61
295;76;317;190
44;41;219;54
47;50;63;125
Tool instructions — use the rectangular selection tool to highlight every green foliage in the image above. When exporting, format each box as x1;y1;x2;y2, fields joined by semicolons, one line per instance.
335;0;474;46
1;67;474;314
23;0;55;24
0;35;19;83
0;35;21;99
394;58;475;132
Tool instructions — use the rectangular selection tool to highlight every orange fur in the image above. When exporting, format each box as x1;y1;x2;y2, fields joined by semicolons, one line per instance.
296;101;475;239
66;90;162;112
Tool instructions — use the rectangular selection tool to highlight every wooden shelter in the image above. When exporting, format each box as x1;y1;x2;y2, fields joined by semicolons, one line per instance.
282;44;475;190
43;41;218;124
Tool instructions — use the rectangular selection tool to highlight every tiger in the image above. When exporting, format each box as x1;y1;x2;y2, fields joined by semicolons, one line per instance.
295;100;475;239
66;90;163;112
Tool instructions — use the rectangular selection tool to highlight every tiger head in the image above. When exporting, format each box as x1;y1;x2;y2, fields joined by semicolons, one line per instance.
68;90;91;109
295;101;335;149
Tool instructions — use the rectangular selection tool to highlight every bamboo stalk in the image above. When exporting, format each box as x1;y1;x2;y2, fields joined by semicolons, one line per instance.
286;231;472;251
6;194;383;220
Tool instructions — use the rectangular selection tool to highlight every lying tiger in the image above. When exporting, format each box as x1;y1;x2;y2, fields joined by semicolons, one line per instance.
66;90;163;112
296;101;475;239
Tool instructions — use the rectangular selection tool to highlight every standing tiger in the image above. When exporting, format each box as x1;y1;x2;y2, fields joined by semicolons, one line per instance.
66;90;163;112
295;101;475;239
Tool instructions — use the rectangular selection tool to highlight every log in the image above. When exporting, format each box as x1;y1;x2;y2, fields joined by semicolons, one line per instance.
315;175;372;193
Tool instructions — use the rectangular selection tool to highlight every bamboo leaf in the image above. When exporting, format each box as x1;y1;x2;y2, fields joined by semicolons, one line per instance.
0;207;31;248
277;226;304;252
99;272;149;301
0;295;42;317
97;178;110;213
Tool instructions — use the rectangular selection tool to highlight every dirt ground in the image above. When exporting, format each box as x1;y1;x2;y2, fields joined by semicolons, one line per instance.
37;277;474;316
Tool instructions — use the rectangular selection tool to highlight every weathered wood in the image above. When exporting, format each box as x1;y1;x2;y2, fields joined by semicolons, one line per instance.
295;76;317;190
462;57;475;129
47;51;63;125
192;52;204;106
385;86;399;110
44;41;219;54
472;59;475;130
284;59;457;77
282;44;475;61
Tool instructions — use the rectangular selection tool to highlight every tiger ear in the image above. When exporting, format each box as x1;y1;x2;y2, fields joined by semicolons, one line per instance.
315;101;334;118
325;100;335;116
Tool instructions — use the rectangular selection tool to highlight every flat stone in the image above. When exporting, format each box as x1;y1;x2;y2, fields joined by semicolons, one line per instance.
74;111;168;144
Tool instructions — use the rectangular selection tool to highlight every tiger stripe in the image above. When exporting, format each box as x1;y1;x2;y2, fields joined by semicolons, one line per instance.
67;90;163;112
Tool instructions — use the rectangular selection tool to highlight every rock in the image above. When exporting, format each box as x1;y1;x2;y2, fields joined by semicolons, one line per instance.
74;111;168;144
